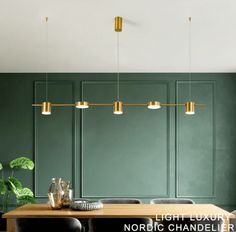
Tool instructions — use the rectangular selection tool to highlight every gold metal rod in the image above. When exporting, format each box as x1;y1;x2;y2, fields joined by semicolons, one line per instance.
52;104;76;106
89;104;113;106
161;104;185;106
195;104;205;106
123;104;147;106
32;104;76;107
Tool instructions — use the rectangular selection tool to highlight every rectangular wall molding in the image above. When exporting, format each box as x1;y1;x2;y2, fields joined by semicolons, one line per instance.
34;81;75;198
80;80;171;198
175;80;216;198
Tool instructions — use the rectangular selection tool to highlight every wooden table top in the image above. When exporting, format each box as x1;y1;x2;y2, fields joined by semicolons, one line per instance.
3;204;235;219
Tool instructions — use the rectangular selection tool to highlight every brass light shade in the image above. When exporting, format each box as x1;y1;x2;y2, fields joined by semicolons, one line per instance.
75;101;89;109
185;101;195;115
42;102;51;115
113;101;123;114
147;101;161;109
115;16;122;32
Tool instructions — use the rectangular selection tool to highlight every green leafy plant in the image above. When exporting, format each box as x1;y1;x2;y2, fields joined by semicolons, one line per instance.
0;157;36;212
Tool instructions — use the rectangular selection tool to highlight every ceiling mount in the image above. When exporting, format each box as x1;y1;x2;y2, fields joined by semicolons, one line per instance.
115;16;122;32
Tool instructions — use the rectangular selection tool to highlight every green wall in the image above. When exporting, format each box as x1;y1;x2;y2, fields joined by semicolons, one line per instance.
0;73;236;211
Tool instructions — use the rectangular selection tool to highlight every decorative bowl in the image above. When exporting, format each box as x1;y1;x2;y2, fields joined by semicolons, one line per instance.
70;200;103;211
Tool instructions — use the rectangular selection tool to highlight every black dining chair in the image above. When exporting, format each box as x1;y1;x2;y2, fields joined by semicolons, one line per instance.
88;198;150;232
154;217;224;232
150;198;195;204
89;218;153;232
191;218;224;232
99;198;142;204
0;212;6;232
16;217;82;232
151;197;194;232
151;199;223;232
71;199;89;232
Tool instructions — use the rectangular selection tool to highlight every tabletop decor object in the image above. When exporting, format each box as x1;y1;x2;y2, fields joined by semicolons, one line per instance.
48;178;64;210
70;200;103;211
61;180;73;207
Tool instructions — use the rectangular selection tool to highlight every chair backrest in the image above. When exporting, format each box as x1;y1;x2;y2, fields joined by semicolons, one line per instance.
99;198;142;204
154;217;223;232
16;218;82;232
0;212;6;231
191;218;224;232
89;218;152;232
150;198;194;204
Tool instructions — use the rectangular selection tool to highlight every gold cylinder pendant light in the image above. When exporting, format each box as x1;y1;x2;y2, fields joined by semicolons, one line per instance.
185;17;195;116
76;101;89;109
113;16;123;115
32;16;204;117
185;101;195;115
42;102;51;115
147;101;161;109
115;16;122;32
113;101;123;114
41;17;52;115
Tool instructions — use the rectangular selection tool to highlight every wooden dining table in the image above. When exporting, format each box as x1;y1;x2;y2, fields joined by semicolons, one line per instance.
3;203;235;232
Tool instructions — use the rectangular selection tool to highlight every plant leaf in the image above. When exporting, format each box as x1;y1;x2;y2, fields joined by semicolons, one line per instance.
16;188;34;198
4;180;12;191
0;162;3;170
8;177;22;191
17;195;36;205
10;157;34;170
0;180;7;195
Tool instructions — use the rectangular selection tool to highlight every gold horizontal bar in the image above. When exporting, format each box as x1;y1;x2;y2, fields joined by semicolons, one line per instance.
195;104;205;106
124;104;147;106
161;104;185;106
32;103;204;107
52;104;75;106
89;104;113;106
161;103;205;107
32;104;76;107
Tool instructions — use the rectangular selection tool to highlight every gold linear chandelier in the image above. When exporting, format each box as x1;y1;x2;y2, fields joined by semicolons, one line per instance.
32;16;202;115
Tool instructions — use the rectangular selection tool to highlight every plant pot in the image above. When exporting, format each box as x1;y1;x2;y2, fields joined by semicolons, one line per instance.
0;211;6;232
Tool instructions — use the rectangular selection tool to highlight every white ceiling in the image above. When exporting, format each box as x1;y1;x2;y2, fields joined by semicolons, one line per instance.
1;0;236;73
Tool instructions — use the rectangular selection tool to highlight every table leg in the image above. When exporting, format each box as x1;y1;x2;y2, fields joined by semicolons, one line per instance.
224;218;230;232
7;219;16;232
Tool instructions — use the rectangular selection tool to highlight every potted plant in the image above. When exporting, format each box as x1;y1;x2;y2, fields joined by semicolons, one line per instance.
0;157;36;231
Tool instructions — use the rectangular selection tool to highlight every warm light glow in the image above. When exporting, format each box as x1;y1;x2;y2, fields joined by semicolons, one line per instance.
42;102;51;115
113;101;123;115
185;101;195;115
147;101;161;109
75;101;89;109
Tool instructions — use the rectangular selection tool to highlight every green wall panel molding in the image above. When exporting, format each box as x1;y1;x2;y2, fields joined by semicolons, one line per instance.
176;81;215;198
34;81;76;197
0;73;236;210
81;81;171;198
